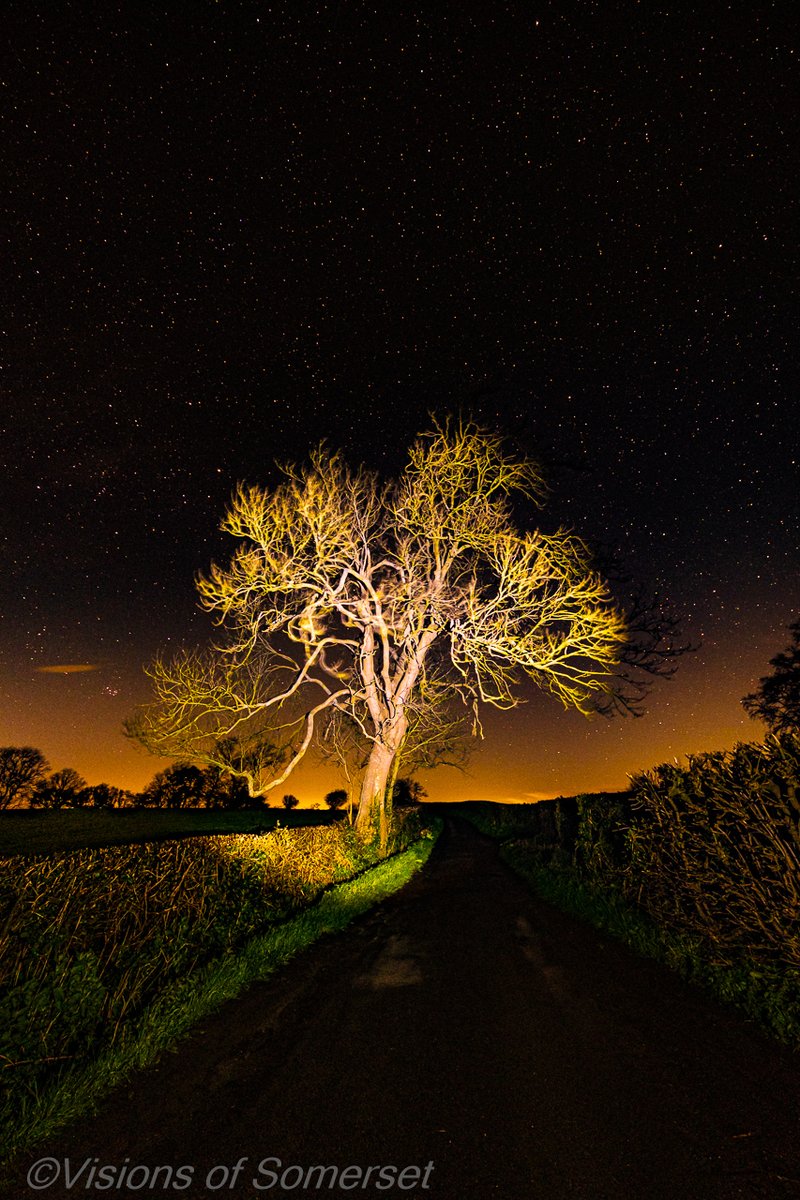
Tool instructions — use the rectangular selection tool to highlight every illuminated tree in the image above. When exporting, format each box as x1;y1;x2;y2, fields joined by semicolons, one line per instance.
743;619;800;733
127;418;681;844
317;663;470;824
0;747;49;809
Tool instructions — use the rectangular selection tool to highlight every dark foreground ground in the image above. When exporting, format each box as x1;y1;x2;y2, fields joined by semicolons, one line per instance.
5;819;800;1200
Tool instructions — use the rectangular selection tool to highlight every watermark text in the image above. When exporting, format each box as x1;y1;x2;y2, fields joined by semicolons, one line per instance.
26;1155;435;1193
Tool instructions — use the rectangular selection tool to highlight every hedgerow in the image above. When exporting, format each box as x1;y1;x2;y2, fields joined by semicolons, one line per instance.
0;812;426;1122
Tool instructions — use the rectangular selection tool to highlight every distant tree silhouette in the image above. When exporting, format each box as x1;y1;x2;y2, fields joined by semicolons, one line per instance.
206;736;281;806
79;783;130;808
323;788;348;810
32;767;87;809
141;762;209;808
201;762;255;809
0;747;50;809
282;793;299;810
140;760;260;809
392;777;428;807
743;619;800;733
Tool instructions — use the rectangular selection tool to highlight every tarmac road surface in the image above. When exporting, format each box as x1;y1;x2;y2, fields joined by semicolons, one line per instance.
5;818;800;1200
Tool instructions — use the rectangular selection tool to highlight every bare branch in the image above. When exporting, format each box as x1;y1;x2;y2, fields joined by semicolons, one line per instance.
127;416;688;835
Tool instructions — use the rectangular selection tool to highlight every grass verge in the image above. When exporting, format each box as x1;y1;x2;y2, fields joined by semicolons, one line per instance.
0;823;440;1170
500;838;800;1049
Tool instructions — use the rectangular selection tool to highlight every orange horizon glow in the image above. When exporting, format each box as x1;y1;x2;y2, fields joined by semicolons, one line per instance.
1;691;767;808
2;610;783;807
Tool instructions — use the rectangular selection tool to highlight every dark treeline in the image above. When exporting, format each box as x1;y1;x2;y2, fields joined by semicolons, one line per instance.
0;749;255;811
0;748;426;813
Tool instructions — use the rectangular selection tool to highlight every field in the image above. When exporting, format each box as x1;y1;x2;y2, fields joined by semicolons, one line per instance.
0;806;343;857
0;810;439;1164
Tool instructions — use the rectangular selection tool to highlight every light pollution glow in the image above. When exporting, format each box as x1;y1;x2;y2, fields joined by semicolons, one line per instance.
3;618;777;806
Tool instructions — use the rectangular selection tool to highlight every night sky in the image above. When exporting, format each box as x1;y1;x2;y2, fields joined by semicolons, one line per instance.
2;3;798;804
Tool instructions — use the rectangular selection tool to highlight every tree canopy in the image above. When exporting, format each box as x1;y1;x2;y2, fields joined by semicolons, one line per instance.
743;619;800;733
0;747;50;809
393;777;428;807
127;418;682;842
140;760;254;808
323;788;348;810
31;767;87;809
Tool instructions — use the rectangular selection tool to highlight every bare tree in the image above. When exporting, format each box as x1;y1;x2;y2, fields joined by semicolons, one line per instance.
31;767;87;809
743;619;800;733
0;747;50;809
317;660;470;825
127;418;681;844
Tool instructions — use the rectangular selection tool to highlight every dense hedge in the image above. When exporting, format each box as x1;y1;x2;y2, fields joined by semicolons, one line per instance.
622;734;800;970
0;813;425;1118
461;733;800;1016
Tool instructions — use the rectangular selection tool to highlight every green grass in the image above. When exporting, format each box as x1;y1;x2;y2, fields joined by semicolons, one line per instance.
0;823;440;1171
1;819;427;1103
0;806;343;857
455;796;800;1048
500;838;800;1049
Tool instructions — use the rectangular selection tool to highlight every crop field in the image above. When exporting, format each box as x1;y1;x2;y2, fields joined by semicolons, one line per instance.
0;810;437;1165
0;806;343;857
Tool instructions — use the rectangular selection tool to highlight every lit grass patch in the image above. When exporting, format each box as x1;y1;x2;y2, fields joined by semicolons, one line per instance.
0;822;439;1167
0;813;436;1164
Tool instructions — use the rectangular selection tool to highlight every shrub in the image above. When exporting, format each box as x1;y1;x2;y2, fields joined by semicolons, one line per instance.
624;732;800;970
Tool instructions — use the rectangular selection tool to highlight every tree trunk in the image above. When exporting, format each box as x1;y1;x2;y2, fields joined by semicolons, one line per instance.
355;742;395;849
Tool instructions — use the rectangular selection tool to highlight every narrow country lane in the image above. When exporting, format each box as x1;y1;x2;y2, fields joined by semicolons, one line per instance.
6;819;800;1200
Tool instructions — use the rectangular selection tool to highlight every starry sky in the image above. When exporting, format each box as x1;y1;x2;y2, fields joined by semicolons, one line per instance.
1;2;798;803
